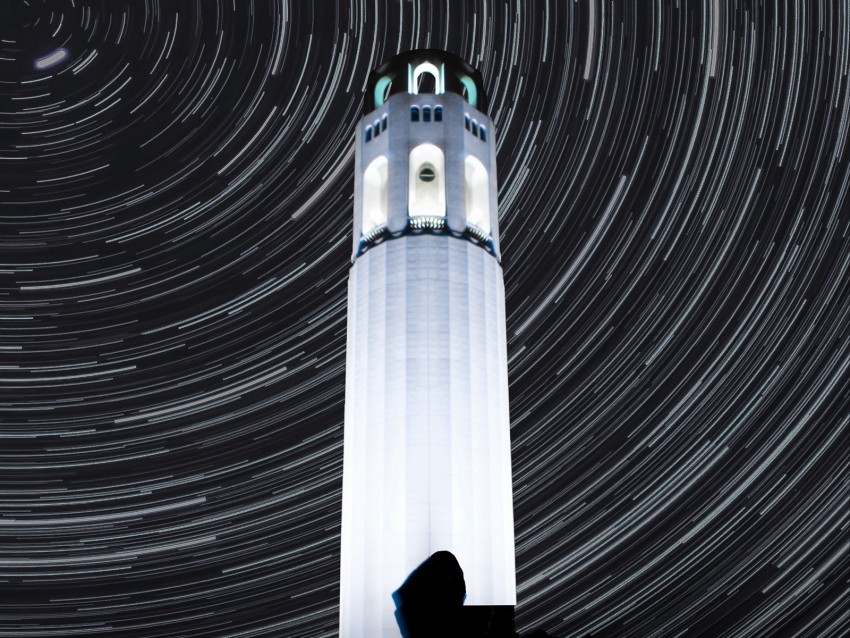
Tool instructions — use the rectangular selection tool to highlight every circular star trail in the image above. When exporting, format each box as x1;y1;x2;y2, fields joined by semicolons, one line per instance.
0;2;847;637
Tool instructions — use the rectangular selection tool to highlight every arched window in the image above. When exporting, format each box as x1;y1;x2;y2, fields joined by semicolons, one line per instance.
411;62;443;95
373;76;393;108
409;144;446;219
363;155;388;235
465;156;489;233
458;75;478;108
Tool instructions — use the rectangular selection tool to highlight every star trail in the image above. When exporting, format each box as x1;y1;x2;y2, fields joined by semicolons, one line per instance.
0;1;847;637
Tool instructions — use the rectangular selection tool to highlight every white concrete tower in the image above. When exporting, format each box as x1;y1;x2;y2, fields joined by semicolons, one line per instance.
340;50;516;637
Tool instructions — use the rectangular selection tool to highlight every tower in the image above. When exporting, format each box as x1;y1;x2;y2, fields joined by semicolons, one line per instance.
340;50;516;637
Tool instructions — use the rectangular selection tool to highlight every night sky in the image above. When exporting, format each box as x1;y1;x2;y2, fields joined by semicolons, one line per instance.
1;1;848;637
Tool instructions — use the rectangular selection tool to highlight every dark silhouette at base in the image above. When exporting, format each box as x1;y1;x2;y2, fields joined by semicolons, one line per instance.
392;550;558;638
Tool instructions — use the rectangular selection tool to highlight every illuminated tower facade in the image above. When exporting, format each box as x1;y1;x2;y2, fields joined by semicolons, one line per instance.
340;50;515;637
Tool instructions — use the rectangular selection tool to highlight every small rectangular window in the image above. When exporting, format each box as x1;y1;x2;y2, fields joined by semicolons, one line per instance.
434;106;443;122
365;126;372;142
464;114;471;130
479;126;487;142
381;114;387;131
374;119;381;136
411;106;420;122
423;106;431;122
471;120;478;136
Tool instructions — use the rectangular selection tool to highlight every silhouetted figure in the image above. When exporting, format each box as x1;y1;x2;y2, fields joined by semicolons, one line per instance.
393;551;558;637
393;551;467;636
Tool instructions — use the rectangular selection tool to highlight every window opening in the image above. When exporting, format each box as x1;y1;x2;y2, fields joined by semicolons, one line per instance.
434;106;443;122
479;126;487;142
419;166;436;182
409;144;446;219
363;156;389;234
417;72;436;93
411;62;443;95
381;114;387;131
373;76;393;108
465;156;490;234
458;75;478;108
365;127;372;142
423;106;431;122
411;106;420;122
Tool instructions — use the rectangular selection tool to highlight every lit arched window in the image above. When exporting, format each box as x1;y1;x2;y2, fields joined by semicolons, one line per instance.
373;76;392;107
458;75;478;108
363;155;388;234
411;62;443;94
464;156;489;233
409;144;446;218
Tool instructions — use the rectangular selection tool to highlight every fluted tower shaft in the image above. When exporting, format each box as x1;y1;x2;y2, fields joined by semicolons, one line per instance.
340;50;516;638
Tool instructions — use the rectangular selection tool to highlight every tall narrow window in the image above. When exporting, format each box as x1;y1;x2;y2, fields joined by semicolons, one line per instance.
479;126;487;142
434;106;443;122
465;156;489;234
363;156;389;234
423;106;431;122
411;106;420;122
409;144;446;219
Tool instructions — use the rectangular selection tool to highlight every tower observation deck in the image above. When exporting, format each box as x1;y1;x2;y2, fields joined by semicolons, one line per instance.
340;50;516;637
